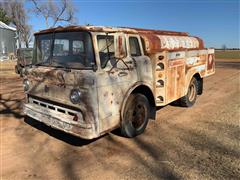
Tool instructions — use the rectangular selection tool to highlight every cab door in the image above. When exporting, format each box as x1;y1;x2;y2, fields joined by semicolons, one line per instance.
94;33;138;133
126;34;153;83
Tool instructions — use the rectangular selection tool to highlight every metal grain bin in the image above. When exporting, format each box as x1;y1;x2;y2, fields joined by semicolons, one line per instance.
0;21;16;60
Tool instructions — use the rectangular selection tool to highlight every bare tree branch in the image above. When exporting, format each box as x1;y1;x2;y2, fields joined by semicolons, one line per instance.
30;0;76;28
31;0;51;27
0;0;32;48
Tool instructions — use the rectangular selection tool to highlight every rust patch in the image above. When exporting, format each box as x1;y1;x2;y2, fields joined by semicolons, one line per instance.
140;34;161;54
194;36;205;49
122;26;189;36
35;25;188;36
166;67;176;102
158;73;163;78
169;59;185;67
207;54;214;70
176;65;185;98
27;68;66;87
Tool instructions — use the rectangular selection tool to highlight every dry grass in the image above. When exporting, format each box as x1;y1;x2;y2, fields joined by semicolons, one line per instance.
0;61;17;77
0;60;16;69
215;50;240;60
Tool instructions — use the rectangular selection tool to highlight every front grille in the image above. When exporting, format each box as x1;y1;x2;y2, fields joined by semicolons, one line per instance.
29;97;78;117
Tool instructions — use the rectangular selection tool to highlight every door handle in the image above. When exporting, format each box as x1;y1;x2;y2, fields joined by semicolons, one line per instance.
118;71;128;77
125;61;133;64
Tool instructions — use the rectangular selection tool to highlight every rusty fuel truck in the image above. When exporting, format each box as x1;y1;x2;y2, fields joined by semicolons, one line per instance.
22;26;215;139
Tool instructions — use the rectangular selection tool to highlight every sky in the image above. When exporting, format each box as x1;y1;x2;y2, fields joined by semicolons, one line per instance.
25;0;239;48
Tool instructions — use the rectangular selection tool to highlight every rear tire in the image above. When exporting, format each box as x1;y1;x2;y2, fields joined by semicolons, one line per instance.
121;93;150;138
180;77;197;107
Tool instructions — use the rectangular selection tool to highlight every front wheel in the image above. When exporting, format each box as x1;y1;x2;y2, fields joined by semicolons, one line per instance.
121;93;150;138
180;77;198;107
15;65;19;74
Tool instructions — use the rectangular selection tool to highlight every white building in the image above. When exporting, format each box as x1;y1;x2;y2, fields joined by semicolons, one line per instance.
0;21;17;60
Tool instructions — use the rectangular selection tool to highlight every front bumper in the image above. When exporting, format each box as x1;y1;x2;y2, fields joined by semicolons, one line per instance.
23;101;98;139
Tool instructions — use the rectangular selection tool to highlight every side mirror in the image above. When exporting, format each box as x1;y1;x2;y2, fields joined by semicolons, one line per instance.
114;34;127;59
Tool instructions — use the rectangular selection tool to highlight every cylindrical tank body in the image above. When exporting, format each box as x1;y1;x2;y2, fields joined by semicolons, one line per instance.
137;30;204;54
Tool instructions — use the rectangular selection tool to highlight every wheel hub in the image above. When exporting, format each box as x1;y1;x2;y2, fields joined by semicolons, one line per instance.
188;83;196;102
131;103;146;130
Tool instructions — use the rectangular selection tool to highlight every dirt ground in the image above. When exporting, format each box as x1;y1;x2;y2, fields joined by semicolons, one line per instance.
0;59;239;180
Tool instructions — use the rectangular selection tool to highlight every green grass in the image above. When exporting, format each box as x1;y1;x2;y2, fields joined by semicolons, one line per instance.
215;50;240;59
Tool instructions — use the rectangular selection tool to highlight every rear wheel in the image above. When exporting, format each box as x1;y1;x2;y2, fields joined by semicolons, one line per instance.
180;77;197;107
121;93;150;138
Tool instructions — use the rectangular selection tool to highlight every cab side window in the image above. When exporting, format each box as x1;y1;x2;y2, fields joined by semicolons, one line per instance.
129;37;141;57
97;35;115;68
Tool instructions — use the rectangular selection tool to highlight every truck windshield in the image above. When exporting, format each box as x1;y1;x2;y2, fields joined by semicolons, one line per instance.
33;32;95;69
22;49;33;58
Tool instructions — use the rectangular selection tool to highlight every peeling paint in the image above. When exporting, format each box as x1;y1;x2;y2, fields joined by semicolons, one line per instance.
23;25;215;139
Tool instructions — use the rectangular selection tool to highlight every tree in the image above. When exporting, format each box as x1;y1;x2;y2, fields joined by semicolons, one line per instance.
21;24;32;48
222;44;227;50
0;8;11;25
31;0;76;28
0;1;32;48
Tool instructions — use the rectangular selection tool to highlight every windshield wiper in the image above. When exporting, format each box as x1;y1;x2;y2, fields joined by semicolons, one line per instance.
52;61;71;72
24;64;33;67
54;64;71;71
34;61;49;66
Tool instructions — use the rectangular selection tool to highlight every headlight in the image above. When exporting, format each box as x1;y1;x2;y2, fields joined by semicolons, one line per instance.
70;89;81;104
23;79;30;91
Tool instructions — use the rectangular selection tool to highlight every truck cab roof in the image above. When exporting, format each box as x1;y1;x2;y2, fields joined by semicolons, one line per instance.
35;25;189;36
34;25;204;53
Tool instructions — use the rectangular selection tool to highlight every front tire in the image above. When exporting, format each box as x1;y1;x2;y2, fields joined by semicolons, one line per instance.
180;77;198;107
121;93;150;138
15;65;19;74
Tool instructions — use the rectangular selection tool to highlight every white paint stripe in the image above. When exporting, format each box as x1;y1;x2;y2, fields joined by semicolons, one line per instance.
186;57;200;65
157;35;199;49
168;51;185;60
208;49;215;54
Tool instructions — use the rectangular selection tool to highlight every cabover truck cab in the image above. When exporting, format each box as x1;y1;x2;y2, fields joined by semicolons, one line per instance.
23;26;215;139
